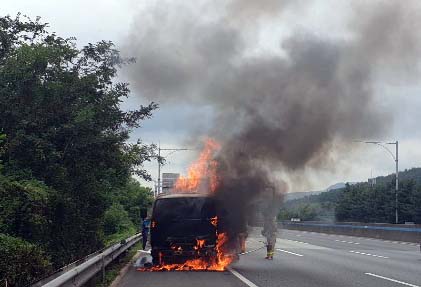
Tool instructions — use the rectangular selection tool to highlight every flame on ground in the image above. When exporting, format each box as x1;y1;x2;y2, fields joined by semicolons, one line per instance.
174;138;221;193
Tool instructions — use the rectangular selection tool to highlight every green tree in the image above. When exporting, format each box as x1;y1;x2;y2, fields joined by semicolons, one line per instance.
0;14;157;268
110;178;154;228
0;176;53;244
103;203;134;236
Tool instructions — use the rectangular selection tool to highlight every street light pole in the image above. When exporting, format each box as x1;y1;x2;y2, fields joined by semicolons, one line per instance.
157;144;161;198
361;140;399;224
395;141;399;224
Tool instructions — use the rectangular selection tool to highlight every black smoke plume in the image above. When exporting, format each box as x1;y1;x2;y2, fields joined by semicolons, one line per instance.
124;0;421;241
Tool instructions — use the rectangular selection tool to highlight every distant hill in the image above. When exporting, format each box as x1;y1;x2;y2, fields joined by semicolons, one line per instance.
285;191;321;201
327;182;346;191
285;182;355;202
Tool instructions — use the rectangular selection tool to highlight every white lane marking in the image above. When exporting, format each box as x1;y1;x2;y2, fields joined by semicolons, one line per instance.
335;239;360;245
291;231;418;246
285;239;309;245
227;267;259;287
349;250;388;259
365;273;420;287
276;249;304;257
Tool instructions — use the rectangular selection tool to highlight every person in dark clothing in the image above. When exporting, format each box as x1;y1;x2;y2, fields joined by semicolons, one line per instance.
142;217;151;250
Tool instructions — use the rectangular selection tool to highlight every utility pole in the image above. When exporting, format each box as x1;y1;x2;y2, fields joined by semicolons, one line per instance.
157;144;161;198
155;146;190;196
395;141;399;224
360;140;399;224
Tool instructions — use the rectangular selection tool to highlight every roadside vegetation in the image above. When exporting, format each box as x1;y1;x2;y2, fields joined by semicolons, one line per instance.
0;15;155;286
279;168;421;224
90;241;141;287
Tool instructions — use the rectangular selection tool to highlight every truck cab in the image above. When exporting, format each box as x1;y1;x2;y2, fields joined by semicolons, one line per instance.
150;193;218;265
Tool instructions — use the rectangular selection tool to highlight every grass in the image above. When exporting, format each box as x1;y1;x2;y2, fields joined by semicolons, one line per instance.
104;227;138;247
92;241;141;287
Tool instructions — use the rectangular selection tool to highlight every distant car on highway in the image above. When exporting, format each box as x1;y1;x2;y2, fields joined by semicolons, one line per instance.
150;193;218;265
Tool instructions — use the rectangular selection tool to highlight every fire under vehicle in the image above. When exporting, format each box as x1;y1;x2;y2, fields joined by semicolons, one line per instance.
150;193;220;266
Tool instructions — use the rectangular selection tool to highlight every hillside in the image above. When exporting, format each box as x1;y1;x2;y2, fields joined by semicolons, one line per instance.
285;182;352;201
279;168;421;223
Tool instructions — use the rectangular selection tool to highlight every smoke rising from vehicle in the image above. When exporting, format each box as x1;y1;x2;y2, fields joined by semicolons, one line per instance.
124;0;421;236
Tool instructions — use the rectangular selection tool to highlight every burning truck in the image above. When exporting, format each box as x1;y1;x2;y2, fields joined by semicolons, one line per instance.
143;139;245;271
150;193;239;271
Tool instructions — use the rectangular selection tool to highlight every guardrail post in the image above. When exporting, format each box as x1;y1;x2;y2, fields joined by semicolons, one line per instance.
101;255;105;286
5;279;8;287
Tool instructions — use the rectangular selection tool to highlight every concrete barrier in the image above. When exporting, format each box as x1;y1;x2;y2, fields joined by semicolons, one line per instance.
280;222;421;243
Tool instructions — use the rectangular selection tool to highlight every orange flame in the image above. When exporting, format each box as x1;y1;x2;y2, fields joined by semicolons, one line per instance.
174;138;220;193
196;239;206;249
210;216;218;227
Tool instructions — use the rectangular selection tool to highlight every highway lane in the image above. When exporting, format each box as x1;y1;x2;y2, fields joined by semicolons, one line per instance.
117;229;421;287
280;229;421;261
117;269;247;287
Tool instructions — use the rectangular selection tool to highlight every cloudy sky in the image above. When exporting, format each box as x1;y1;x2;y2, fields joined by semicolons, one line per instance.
2;0;421;192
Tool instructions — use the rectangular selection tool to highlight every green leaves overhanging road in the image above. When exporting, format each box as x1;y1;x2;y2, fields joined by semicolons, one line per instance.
0;14;156;286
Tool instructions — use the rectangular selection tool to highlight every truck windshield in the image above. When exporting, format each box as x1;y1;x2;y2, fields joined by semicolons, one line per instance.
153;197;216;222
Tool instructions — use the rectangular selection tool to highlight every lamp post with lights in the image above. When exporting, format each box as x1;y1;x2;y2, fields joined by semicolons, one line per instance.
361;141;399;224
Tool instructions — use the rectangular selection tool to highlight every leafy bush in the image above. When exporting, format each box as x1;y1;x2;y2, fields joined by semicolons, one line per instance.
0;234;52;287
103;203;135;236
0;176;52;244
108;178;154;228
278;203;319;221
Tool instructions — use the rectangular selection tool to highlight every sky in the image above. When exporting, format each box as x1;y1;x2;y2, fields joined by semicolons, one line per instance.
2;0;421;192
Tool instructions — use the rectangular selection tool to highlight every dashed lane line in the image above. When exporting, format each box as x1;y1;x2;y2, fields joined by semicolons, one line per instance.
365;273;420;287
276;249;304;257
335;239;360;245
290;231;418;246
227;267;259;287
349;250;389;259
285;239;309;245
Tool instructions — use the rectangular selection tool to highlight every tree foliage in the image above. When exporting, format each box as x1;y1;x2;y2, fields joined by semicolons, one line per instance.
103;203;134;236
335;181;421;223
110;178;154;226
0;175;53;244
0;14;157;284
280;168;421;224
0;234;52;287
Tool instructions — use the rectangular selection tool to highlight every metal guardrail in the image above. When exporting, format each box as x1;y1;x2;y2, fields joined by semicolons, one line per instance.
282;222;421;232
281;221;421;243
31;233;141;287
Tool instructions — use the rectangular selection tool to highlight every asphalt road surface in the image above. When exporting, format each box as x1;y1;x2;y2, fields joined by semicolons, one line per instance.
117;229;421;287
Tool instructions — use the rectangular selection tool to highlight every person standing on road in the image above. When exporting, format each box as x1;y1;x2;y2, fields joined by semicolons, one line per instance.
142;217;151;250
261;187;282;260
262;218;276;260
